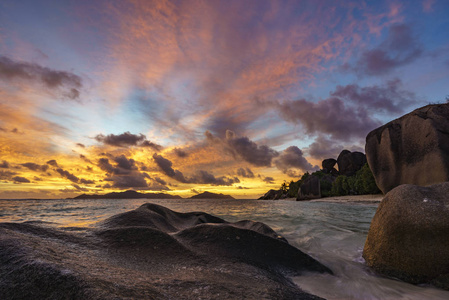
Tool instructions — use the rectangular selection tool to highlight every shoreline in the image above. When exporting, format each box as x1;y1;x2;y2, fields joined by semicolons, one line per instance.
280;194;383;203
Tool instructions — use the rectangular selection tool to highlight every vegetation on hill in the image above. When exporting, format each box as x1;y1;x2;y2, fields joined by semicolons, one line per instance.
283;163;380;198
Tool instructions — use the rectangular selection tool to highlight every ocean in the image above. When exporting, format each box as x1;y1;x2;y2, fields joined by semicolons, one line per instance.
1;197;448;299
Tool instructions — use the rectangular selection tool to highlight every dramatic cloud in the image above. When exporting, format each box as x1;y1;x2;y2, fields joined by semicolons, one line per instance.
152;154;187;182
0;170;17;180
80;178;95;185
0;161;9;168
94;131;162;150
105;173;148;189
153;176;167;186
46;160;59;167
263;176;275;184
98;158;129;175
279;80;417;141
237;167;255;178
97;155;157;189
331;79;417;114
21;163;49;172
152;154;239;186
190;170;240;186
0;56;82;99
224;130;279;167
308;135;364;160
280;97;380;141
56;168;80;183
274;146;318;176
12;176;30;183
173;148;188;158
350;24;423;76
114;155;137;171
80;154;94;164
72;184;89;192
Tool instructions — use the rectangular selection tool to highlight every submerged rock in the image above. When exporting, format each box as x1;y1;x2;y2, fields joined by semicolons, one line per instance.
0;203;331;299
363;182;449;289
365;103;449;194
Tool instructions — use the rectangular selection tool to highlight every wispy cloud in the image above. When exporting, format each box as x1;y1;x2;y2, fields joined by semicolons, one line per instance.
0;56;82;99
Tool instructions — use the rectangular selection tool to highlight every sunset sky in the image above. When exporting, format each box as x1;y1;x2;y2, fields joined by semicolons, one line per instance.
0;0;448;199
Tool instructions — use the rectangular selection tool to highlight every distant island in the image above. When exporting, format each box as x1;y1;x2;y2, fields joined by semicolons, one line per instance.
72;190;235;200
189;191;235;199
72;190;182;200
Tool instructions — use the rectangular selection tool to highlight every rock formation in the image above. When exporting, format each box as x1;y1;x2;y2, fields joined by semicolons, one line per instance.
297;175;321;200
258;189;287;200
336;150;367;176
365;103;449;194
0;203;331;299
363;183;449;289
322;158;337;174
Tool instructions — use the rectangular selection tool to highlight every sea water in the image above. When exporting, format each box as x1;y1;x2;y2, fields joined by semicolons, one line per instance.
1;198;448;300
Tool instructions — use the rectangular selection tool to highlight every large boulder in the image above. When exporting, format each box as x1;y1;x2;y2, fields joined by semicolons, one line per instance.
322;158;338;174
365;103;449;194
337;150;366;176
363;182;449;289
297;175;321;200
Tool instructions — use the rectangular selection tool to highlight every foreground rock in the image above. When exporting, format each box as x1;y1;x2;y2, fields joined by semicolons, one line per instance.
365;103;449;194
0;203;331;299
363;182;449;289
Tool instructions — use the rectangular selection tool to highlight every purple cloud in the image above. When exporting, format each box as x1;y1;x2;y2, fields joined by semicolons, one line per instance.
95;131;162;150
274;146;318;175
224;130;279;167
351;24;423;76
0;56;82;99
279;79;417;141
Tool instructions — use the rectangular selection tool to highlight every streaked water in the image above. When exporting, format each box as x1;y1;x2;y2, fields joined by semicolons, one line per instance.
1;198;448;300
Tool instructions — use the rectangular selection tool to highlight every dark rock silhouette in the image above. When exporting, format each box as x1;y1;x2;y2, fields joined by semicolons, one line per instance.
258;189;286;200
337;150;367;176
365;103;449;194
297;175;321;200
363;183;449;290
322;158;337;174
189;191;234;199
0;203;331;299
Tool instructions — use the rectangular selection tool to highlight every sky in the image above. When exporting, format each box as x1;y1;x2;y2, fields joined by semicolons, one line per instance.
0;0;448;199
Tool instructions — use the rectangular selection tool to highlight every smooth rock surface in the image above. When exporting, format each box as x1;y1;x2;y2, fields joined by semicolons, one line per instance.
337;150;367;176
0;203;331;299
363;182;449;289
365;103;449;194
